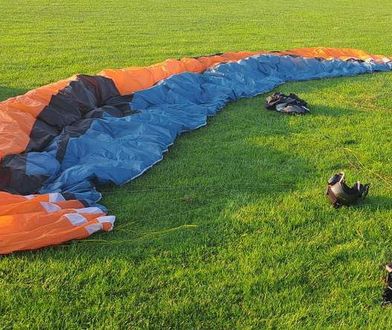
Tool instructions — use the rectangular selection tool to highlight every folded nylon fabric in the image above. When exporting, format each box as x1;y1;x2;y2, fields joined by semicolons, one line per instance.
0;192;114;254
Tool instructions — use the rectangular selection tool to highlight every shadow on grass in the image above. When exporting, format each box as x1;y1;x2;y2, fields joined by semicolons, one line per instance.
311;105;358;117
361;195;392;211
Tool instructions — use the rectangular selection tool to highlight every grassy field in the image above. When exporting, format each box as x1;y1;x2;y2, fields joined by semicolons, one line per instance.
1;0;392;328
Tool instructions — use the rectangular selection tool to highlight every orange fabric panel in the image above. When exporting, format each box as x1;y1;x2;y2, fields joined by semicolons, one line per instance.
0;197;81;216
0;192;68;205
0;78;72;159
275;47;391;62
0;109;34;160
0;191;114;255
0;78;71;118
180;58;206;72
222;51;262;61
0;214;113;255
56;200;86;209
148;63;173;82
0;209;102;234
98;52;263;95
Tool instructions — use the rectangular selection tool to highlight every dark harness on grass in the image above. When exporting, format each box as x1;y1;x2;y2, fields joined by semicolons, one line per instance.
265;92;310;114
326;172;369;208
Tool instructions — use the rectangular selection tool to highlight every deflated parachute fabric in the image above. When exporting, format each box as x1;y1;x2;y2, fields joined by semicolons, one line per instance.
0;192;114;254
0;47;391;254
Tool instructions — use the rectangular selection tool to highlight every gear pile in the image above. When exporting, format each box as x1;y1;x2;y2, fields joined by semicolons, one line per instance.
265;92;310;114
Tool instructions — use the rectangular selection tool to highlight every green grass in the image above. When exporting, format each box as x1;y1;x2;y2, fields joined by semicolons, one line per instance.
1;0;392;328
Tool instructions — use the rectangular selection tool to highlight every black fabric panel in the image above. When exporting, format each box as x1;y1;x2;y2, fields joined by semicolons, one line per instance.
39;91;81;129
84;105;123;119
105;94;134;114
0;154;48;195
37;74;120;129
26;75;123;153
28;120;61;151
